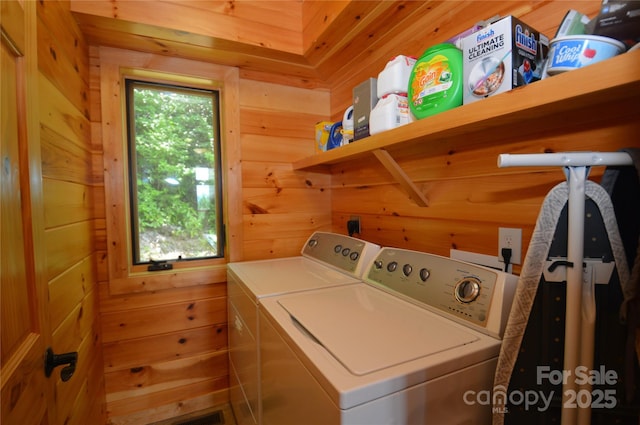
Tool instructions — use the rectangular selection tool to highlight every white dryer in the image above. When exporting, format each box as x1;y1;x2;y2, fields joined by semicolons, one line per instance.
259;247;518;424
227;232;380;425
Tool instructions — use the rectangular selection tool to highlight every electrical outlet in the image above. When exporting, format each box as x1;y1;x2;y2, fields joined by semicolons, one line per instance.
498;227;522;265
347;216;361;235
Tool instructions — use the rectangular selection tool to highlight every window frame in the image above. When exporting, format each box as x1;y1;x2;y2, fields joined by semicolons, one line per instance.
124;79;225;265
99;48;242;295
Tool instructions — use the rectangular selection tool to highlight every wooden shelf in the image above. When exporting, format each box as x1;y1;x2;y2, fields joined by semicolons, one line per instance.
293;50;640;173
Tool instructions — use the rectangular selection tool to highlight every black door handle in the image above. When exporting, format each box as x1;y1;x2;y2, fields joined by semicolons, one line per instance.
44;347;77;382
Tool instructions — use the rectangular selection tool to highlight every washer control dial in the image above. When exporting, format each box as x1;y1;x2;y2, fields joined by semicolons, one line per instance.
387;261;398;272
454;277;481;303
419;268;430;282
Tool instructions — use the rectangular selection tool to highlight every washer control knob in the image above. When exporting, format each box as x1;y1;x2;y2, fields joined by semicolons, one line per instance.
387;261;398;272
308;239;318;248
454;278;481;303
419;268;431;282
350;251;359;261
334;244;342;253
402;264;412;276
342;247;351;256
374;260;383;269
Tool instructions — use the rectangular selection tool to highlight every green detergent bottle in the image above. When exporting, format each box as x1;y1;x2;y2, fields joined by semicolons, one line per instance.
408;43;463;119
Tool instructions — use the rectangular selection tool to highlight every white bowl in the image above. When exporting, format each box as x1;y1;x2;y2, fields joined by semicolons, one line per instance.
547;34;626;75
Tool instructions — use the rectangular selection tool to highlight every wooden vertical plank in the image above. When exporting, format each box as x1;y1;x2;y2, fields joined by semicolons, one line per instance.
1;1;57;424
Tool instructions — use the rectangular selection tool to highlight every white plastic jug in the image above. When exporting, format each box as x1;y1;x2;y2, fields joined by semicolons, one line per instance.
369;94;411;135
377;55;417;97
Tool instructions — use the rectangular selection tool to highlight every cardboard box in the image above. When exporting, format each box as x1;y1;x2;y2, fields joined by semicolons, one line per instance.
462;16;549;105
314;121;332;153
593;0;640;48
352;78;378;141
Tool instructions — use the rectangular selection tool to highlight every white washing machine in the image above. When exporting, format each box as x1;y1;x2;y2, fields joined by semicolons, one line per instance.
227;232;380;425
259;247;519;424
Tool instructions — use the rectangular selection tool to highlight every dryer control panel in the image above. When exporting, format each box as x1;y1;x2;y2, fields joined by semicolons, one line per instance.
364;247;518;338
301;232;380;278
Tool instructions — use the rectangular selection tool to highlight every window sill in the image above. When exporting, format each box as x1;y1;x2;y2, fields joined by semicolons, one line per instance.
110;262;228;295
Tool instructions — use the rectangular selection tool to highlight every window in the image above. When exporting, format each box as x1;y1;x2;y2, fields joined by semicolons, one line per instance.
125;80;224;264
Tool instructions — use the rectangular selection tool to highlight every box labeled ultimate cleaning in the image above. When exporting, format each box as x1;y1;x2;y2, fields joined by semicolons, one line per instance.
353;78;378;141
462;16;549;104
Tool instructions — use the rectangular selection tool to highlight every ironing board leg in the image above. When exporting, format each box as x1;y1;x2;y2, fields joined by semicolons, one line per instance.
561;165;591;425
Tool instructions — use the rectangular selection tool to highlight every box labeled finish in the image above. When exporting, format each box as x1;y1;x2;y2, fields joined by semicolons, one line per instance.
462;16;549;104
353;78;378;141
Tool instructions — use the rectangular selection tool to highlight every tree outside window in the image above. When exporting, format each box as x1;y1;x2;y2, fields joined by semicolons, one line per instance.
125;80;224;264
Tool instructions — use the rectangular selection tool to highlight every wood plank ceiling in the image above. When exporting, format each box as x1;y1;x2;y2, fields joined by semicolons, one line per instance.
69;0;430;88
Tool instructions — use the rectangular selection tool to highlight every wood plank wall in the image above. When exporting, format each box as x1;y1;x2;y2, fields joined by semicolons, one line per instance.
43;1;639;423
325;0;640;272
91;51;231;424
239;79;332;259
36;1;107;424
90;47;332;424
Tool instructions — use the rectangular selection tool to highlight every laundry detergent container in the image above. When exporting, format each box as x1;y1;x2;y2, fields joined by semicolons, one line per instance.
408;43;463;119
377;55;417;96
369;94;410;135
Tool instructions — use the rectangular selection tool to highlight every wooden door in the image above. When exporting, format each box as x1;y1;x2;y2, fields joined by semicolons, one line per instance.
1;1;53;423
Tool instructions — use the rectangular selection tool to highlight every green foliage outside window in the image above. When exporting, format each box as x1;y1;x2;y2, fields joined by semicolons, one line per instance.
127;81;223;263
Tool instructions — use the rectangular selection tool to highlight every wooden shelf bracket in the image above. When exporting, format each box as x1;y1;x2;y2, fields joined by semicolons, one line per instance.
372;149;429;207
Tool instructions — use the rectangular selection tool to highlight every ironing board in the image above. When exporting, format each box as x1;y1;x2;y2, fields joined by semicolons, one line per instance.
493;152;635;425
